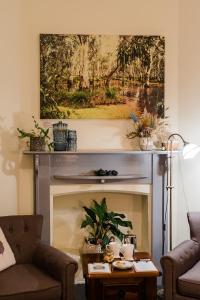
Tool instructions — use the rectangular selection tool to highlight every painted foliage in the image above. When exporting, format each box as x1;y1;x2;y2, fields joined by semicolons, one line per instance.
40;34;165;119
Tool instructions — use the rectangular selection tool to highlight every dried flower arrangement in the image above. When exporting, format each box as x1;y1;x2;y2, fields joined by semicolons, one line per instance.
127;111;159;139
127;110;169;149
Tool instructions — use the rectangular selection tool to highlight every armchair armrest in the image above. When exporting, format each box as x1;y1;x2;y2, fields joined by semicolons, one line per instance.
160;240;200;300
33;243;78;300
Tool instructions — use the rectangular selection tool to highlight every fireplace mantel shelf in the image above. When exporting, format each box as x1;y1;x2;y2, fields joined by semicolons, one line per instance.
24;149;169;155
54;174;147;183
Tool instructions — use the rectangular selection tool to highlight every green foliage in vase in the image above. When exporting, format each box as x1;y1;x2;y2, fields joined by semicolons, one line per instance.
81;198;132;248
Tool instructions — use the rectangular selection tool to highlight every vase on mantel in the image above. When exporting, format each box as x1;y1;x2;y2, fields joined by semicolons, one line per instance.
30;136;46;151
139;137;154;151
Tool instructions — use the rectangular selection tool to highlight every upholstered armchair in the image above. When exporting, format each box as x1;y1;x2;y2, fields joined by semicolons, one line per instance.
0;215;78;300
161;212;200;300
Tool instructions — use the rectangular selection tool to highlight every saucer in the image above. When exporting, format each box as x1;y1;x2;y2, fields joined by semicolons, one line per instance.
112;260;133;270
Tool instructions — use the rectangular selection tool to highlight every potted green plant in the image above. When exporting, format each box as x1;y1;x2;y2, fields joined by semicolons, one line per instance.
81;197;132;250
17;115;52;151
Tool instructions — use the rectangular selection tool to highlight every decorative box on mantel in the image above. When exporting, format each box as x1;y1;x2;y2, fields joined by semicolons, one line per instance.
24;149;168;266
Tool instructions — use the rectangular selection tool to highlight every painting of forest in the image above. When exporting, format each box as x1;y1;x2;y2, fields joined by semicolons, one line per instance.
40;34;165;119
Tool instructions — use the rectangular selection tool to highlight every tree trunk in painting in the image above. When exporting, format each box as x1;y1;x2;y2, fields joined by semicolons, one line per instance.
78;35;90;90
144;40;159;87
105;65;119;88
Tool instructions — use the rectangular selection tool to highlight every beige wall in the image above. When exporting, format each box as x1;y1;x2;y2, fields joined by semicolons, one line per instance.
0;0;23;215
0;0;180;240
173;0;200;245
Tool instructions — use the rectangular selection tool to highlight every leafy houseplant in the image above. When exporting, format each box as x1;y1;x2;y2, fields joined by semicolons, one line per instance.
17;115;52;151
81;198;133;249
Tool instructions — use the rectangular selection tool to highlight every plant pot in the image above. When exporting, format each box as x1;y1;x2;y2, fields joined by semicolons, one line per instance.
30;136;46;151
139;137;154;151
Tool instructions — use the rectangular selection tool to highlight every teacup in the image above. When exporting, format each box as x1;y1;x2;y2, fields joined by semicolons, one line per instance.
108;242;121;258
120;243;134;260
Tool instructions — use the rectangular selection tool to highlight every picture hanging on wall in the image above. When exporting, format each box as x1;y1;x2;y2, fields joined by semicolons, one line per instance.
40;34;165;119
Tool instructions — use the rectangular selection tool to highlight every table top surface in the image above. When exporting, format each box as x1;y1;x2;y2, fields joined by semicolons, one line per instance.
81;252;160;279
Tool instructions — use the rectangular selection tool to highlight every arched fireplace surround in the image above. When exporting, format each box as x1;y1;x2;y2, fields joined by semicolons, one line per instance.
25;150;168;267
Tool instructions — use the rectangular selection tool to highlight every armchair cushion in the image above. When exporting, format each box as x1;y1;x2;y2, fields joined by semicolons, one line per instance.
178;260;200;299
0;264;61;300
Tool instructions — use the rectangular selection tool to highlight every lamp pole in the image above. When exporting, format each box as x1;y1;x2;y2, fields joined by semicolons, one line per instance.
166;133;200;251
166;140;174;251
166;133;186;251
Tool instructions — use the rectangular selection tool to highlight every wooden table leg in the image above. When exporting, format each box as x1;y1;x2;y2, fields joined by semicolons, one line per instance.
144;277;157;300
87;278;99;300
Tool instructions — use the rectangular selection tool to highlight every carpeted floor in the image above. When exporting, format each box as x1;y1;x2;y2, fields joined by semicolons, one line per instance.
75;284;164;299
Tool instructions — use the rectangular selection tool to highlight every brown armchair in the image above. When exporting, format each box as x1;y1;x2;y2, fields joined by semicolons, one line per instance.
0;215;78;300
161;212;200;300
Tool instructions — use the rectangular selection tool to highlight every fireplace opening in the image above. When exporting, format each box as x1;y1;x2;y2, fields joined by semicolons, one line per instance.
50;184;151;283
53;191;151;253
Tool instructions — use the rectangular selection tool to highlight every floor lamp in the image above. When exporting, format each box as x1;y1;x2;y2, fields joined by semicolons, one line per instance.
167;133;200;251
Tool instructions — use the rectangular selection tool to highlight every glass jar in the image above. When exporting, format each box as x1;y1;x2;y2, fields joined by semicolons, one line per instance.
67;130;77;151
53;121;68;151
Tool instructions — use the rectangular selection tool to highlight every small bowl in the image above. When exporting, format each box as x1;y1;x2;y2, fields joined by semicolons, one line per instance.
112;260;133;270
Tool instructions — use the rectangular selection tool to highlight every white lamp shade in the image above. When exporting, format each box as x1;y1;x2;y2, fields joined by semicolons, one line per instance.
183;143;200;159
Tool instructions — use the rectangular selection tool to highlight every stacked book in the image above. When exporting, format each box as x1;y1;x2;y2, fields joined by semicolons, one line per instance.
88;263;111;274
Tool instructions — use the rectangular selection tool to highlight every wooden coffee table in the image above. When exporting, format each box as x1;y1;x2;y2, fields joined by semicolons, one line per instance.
81;252;160;300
